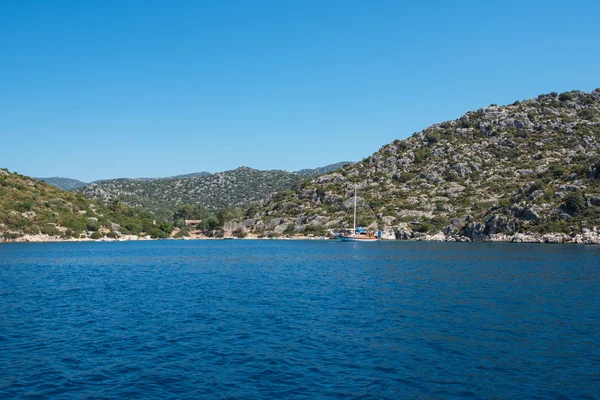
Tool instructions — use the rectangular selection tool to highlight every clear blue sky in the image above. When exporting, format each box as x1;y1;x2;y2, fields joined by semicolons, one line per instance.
1;0;599;181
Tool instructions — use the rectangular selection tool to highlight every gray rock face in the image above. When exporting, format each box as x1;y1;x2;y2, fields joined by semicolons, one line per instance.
451;163;472;179
223;222;245;232
522;206;541;221
309;216;330;226
464;222;486;241
268;218;282;229
380;226;396;240
485;215;515;234
589;197;600;207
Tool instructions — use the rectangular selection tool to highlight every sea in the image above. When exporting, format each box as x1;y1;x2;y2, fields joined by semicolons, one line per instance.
1;241;598;399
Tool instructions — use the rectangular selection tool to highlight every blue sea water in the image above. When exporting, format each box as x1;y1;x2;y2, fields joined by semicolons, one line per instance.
0;241;599;399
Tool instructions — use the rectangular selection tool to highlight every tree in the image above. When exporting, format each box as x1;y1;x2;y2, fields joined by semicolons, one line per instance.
217;206;243;225
173;204;208;221
109;199;124;212
201;214;220;230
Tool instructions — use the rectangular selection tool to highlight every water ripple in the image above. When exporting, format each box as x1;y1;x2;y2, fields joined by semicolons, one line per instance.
0;241;599;398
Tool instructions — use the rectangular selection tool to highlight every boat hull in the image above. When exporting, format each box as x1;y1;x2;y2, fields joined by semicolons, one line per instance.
338;236;379;242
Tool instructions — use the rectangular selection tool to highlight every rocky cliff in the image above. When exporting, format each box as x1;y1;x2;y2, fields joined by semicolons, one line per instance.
242;89;600;243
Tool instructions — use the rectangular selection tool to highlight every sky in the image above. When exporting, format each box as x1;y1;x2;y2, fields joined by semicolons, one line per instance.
1;0;599;182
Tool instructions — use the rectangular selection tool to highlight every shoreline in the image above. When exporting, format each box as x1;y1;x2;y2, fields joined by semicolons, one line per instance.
2;231;599;245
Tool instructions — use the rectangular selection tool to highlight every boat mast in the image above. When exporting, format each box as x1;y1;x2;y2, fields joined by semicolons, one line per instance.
353;185;357;236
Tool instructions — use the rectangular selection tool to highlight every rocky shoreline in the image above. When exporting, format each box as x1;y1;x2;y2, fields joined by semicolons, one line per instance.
379;224;600;244
3;230;600;244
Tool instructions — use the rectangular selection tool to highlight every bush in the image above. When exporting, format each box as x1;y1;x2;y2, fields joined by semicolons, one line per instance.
392;172;415;183
86;220;100;231
528;180;545;195
200;214;220;230
579;109;596;120
558;92;573;101
550;165;566;179
564;191;585;215
90;231;103;239
414;222;432;233
40;224;61;236
145;226;168;239
16;202;33;212
413;149;430;164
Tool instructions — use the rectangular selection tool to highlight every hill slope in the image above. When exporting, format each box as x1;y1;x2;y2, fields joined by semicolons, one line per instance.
76;167;306;220
242;90;600;243
0;169;172;241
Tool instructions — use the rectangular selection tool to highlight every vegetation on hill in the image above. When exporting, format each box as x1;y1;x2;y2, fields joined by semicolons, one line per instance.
76;167;307;220
0;169;172;241
224;89;600;242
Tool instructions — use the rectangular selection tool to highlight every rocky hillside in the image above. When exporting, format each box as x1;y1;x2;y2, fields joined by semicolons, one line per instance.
0;169;172;241
76;167;306;220
239;89;600;243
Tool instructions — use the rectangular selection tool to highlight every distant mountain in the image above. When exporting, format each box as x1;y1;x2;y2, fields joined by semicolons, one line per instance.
76;167;305;220
91;171;212;184
296;162;353;177
168;171;212;179
35;177;88;191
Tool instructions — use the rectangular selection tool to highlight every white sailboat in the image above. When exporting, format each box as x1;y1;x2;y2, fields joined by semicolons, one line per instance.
337;185;379;242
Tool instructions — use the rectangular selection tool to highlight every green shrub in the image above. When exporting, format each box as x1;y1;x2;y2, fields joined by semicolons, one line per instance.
528;180;545;194
40;224;61;236
558;92;573;101
90;231;103;239
414;222;432;233
413;148;430;164
16;202;33;212
550;165;566;179
578;109;597;120
564;191;585;215
392;172;415;183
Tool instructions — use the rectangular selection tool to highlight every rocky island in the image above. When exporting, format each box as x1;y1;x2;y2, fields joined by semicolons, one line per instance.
2;90;600;244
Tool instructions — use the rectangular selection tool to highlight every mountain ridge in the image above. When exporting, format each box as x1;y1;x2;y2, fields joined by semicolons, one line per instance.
36;162;350;191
